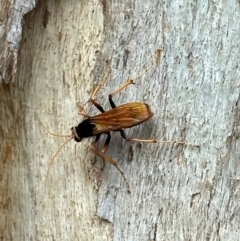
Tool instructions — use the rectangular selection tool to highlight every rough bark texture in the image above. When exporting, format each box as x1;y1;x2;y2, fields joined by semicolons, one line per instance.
0;0;36;84
1;0;240;240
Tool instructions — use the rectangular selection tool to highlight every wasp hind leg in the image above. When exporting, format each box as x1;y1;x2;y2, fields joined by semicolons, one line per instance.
90;133;131;192
120;129;157;143
119;130;199;146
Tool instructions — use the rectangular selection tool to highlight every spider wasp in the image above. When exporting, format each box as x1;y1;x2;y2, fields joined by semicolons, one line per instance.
42;50;197;192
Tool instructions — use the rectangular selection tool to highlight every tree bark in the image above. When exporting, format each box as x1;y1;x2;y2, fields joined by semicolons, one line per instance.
1;0;240;240
0;0;36;84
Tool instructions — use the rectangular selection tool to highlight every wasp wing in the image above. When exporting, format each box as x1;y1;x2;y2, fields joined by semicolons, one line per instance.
89;102;153;134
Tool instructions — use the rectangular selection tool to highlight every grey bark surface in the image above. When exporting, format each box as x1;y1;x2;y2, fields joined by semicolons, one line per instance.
0;0;36;84
0;0;240;241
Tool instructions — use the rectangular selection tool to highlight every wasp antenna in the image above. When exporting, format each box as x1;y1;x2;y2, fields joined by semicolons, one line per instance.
45;136;73;181
40;123;72;138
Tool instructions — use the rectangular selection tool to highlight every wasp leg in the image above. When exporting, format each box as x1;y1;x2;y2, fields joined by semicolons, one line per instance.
91;133;131;192
89;99;105;113
89;65;111;101
77;99;105;116
77;70;110;114
91;134;101;146
76;102;91;117
86;63;111;112
108;50;162;108
119;129;198;146
77;64;111;114
120;129;157;143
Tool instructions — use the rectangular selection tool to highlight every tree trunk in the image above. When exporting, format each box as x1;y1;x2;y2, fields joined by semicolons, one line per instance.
0;0;36;84
1;0;240;240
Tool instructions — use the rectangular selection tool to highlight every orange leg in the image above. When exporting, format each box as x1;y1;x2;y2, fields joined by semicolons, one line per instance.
77;63;111;115
90;133;131;193
109;49;162;99
89;64;111;102
78;50;161;112
76;102;91;117
119;130;199;147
